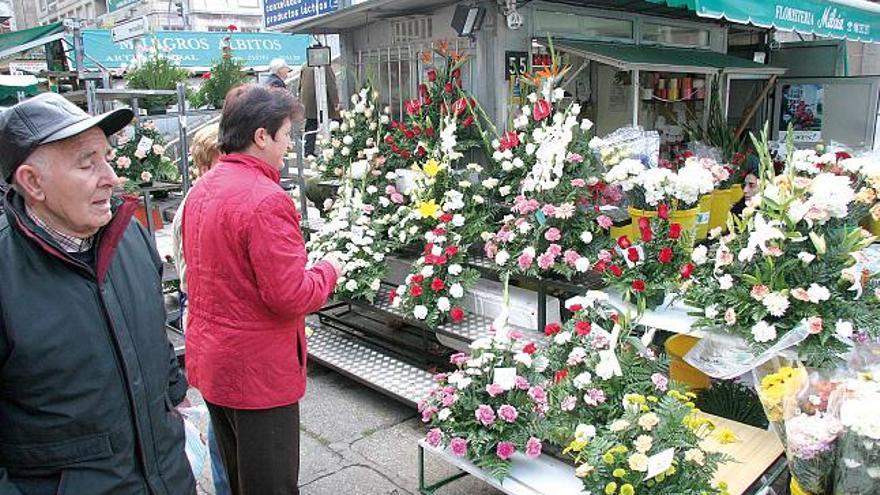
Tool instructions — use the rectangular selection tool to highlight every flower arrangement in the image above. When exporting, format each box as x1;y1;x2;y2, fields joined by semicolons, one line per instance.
421;327;547;480
565;391;732;495
311;85;384;180
684;130;880;368
604;157;716;211
600;203;695;312
189;26;250;109
124;37;190;110
112;121;178;192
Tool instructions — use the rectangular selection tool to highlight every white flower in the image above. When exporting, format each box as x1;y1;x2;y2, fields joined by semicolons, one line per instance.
807;283;831;304
513;352;532;368
370;279;381;291
572;371;592;390
450;283;464;298
420;266;435;277
140;171;152;182
575;257;591;273
350;160;368;179
437;297;451;312
344;279;358;291
525;143;536;156
533;356;550;373
553;331;572;345
438;408;452;421
718;274;733;290
481;178;499;189
413;305;429;320
499;186;512;197
580;119;593;131
452;214;465;227
691;245;708;265
798;252;816;264
574;424;596;442
751;321;777;343
580;231;593;244
495;250;510;266
448;264;463;276
704;305;719;319
342;135;353;146
762;292;790;317
835;320;854;339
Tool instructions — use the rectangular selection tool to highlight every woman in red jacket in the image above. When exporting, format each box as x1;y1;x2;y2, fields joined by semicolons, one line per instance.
182;84;341;495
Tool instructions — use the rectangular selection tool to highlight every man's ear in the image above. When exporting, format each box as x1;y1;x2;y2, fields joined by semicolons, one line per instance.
14;163;47;202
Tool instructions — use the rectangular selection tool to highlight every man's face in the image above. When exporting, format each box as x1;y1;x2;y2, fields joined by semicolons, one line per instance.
278;67;290;80
27;128;119;237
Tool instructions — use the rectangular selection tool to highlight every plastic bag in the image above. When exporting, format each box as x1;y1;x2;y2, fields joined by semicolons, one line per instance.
683;325;808;380
178;405;209;478
592;126;661;168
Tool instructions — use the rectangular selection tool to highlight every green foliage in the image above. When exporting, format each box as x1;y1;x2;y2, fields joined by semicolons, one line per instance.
124;37;190;109
694;380;768;429
189;39;250;109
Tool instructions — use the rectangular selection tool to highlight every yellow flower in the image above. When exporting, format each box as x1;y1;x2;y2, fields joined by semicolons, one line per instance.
423;158;442;178
565;438;588;454
604;482;618;495
871;203;880;221
620;484;635;495
603;452;616;464
612;468;626;478
416;200;441;219
628;453;649;472
715;428;739;444
575;462;595;478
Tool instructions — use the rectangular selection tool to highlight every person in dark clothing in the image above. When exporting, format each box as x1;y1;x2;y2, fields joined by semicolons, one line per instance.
265;58;291;90
0;93;195;495
298;63;340;158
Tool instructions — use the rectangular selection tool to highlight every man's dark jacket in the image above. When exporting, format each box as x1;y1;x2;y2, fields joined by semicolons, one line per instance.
0;189;195;495
264;73;287;89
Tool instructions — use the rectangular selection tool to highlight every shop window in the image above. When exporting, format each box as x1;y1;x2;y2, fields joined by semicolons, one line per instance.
391;17;432;45
535;11;633;41
641;23;710;48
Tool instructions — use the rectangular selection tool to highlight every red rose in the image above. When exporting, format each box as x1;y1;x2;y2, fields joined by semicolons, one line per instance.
390;144;400;153
544;322;561;336
568;304;583;312
400;150;411;159
617;235;632;250
500;131;520;151
658;247;674;264
444;82;453;93
404;129;415;140
413;126;422;136
384;135;395;145
640;227;653;242
426;127;435;137
609;264;623;277
658;203;670;220
462;115;474;128
417;146;427;157
418;84;428;98
412;274;425;284
431;278;445;292
452;97;468;116
532;99;552;121
439;213;453;223
410;285;423;297
575;321;592;336
610;313;620;324
227;24;237;31
522;342;537;354
404;99;421;116
631;279;646;292
445;246;459;256
452;68;461;80
638;217;651;232
427;69;437;82
680;263;695;279
669;223;682;240
422;96;432;106
627;247;640;263
554;370;569;384
450;307;465;322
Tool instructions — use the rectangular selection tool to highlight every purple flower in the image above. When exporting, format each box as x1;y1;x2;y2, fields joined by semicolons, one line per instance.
560;395;577;411
486;383;505;397
528;386;547;404
525;437;543;458
583;388;606;406
449;437;468;457
498;404;519;423
515;376;530;390
651;373;669;391
496;441;516;460
426;428;443;447
475;404;496;426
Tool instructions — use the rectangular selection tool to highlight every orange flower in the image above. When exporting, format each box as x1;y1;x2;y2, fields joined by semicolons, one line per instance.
450;51;469;64
434;39;449;55
420;50;433;64
520;57;571;88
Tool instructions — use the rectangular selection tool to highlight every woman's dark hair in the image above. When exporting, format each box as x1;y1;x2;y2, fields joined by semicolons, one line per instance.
219;84;300;154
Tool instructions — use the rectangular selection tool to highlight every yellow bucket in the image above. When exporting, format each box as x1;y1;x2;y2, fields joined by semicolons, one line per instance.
627;207;657;240
610;223;631;242
695;194;713;240
790;478;814;495
708;188;734;232
627;207;699;241
665;335;711;390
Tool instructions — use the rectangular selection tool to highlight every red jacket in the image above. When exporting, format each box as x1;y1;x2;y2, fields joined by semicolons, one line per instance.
182;153;337;409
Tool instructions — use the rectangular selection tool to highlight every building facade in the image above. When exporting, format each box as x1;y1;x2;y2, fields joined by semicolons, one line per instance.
100;0;264;33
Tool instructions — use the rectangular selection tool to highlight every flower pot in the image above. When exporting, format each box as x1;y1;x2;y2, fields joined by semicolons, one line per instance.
670;207;699;234
134;204;164;230
665;335;711;390
729;183;744;205
626;207;657;238
695;194;713;240
708;188;735;232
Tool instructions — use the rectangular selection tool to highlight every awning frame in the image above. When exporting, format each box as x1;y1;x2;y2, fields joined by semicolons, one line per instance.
0;31;66;60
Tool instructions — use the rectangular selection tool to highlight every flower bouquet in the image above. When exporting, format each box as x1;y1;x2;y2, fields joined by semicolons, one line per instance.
123;37;190;111
311;85;385;181
112;121;178;192
421;326;549;480
600;203;695;312
832;362;880;494
565;390;732;495
189;26;250;109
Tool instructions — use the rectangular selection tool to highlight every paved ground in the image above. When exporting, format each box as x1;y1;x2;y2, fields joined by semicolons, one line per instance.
188;363;504;495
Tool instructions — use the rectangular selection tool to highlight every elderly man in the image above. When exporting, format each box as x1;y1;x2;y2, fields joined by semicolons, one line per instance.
0;93;194;495
265;58;291;89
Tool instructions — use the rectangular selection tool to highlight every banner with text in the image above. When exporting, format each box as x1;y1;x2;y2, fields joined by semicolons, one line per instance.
263;0;339;30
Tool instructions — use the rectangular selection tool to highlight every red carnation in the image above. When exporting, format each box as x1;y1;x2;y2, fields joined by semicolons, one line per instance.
462;115;474;128
384;135;395;145
201;72;212;80
568;304;583;312
627;247;640;263
658;203;670;220
544;322;561;336
452;68;461;80
445;246;459;256
404;99;421;116
410;285;423;297
439;213;453;223
593;260;608;273
669;223;682;240
532;99;552;121
609;264;623;277
388;289;397;302
575;321;592;336
631;279;646;292
499;131;519;151
680;263;695;279
427;69;437;82
412;274;425;284
658;247;674;264
617;235;632;250
444;82;453;93
450;307;465;322
554;370;569;384
423;244;434;255
522;342;537;354
431;278;445;292
227;24;237;31
433;227;446;236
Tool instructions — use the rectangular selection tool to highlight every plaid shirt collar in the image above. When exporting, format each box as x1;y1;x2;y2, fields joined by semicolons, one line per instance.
25;206;93;253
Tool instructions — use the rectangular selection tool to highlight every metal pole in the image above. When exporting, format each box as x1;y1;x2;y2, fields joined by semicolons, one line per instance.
631;69;640;126
397;46;403;117
131;97;140;122
85;79;97;115
386;47;392;120
100;71;111;113
176;82;191;195
72;20;85;82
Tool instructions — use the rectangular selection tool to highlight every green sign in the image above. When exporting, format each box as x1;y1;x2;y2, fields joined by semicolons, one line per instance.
74;30;311;70
648;0;880;43
108;0;140;14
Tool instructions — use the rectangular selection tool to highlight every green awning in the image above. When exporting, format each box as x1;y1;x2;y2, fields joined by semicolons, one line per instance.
647;0;880;43
0;22;66;60
544;39;786;75
0;75;41;105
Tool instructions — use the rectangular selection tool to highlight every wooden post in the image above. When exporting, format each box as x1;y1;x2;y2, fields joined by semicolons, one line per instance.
734;75;778;140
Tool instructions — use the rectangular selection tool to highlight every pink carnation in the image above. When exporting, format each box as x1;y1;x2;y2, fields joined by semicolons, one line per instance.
541;204;556;217
583;388;606;406
807;316;823;334
486;383;505;397
484;242;498;259
596;215;613;229
560;395;577;411
567;153;584;163
385;185;397;195
570;178;586;187
475;404;496;426
495;228;514;243
426;428;443;447
724;307;737;325
391;192;405;204
537;253;555;269
528;386;547;403
547;243;563;257
498;404;519;423
544;227;561;241
421;407;437;422
515;376;530;390
563;250;580;266
496;441;516;460
449;437;468;457
441;392;458;407
525;437;543;458
651;373;669;391
791;288;810;302
598;249;613;262
517;253;534;270
449;352;469;365
751;284;770;301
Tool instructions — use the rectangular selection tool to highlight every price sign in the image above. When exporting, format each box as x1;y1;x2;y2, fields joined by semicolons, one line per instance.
505;51;527;80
